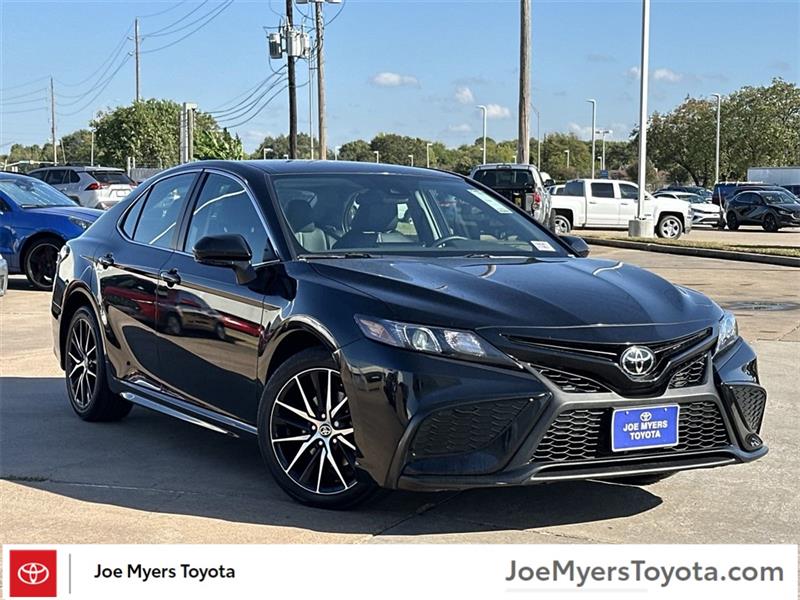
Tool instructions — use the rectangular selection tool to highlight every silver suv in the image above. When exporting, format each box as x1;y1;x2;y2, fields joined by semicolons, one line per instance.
469;163;554;229
28;166;135;209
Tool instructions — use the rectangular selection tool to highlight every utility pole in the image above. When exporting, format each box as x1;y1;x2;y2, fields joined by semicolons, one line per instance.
314;1;327;159
517;0;531;164
50;77;57;164
477;105;487;164
712;93;721;185
308;58;315;159
586;99;597;178
134;18;141;101
426;142;433;168
286;0;298;158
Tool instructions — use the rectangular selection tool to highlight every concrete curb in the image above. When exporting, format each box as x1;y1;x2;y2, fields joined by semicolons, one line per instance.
584;237;800;268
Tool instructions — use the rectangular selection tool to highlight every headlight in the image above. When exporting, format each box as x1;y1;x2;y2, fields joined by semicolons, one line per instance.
68;217;92;230
354;315;513;365
715;311;739;355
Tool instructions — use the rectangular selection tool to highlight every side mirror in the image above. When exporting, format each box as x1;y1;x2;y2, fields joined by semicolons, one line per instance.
560;235;590;258
193;234;264;285
544;179;555;188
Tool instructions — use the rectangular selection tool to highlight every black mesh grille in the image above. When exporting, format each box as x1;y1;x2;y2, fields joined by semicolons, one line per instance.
533;366;609;394
411;399;530;457
532;400;730;463
730;385;767;432
669;354;708;389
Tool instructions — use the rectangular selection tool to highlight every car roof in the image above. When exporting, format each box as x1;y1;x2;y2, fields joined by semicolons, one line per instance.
30;165;123;172
0;172;38;181
472;163;537;171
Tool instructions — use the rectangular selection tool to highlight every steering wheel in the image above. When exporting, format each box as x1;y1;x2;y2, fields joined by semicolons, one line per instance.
430;235;470;248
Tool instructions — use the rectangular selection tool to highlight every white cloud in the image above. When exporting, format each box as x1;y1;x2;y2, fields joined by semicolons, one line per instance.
370;72;419;87
454;86;474;104
485;104;511;119
568;122;593;140
653;68;683;83
448;123;472;133
626;66;641;81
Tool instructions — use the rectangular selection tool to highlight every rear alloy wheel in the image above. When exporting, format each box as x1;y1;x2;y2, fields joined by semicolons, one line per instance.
258;348;376;508
763;213;780;232
553;214;572;235
726;211;739;230
656;215;683;239
24;238;61;290
65;307;132;421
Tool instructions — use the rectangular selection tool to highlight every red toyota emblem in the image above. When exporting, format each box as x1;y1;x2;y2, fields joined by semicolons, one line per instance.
9;550;57;597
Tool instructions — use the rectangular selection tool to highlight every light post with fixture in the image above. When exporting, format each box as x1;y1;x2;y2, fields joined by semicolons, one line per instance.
586;98;597;178
477;105;488;164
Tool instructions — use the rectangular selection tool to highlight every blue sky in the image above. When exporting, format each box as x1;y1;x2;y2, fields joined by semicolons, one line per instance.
1;0;798;153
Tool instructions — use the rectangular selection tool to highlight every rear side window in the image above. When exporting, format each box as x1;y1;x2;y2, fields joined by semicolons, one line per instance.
564;180;584;196
121;197;146;238
68;170;80;183
28;171;46;181
90;170;134;185
591;182;615;198
132;174;195;248
44;170;66;185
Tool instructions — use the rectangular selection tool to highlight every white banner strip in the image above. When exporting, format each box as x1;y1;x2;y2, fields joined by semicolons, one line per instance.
3;544;797;599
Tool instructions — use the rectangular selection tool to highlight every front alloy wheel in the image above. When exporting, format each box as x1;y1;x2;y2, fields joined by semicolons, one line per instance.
258;348;376;508
763;213;779;232
25;238;61;290
553;214;572;235
656;215;683;239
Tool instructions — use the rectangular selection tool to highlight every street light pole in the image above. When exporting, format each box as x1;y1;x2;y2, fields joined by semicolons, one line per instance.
408;154;414;166
596;129;612;171
374;150;380;163
564;149;570;169
712;93;721;185
263;147;273;159
477;105;488;164
334;145;341;161
426;142;433;168
586;98;597;178
629;0;653;238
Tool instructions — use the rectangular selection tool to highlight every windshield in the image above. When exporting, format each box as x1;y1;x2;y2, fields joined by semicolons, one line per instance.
89;170;134;185
0;178;75;207
472;169;533;188
763;191;798;205
271;173;567;258
683;194;708;204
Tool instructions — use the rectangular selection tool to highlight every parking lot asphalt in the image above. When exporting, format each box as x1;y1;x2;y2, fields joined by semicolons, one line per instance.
581;225;800;247
1;247;799;545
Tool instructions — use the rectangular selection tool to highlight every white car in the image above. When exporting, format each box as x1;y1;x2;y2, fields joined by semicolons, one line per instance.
551;179;693;239
654;191;723;228
28;166;135;210
0;255;7;296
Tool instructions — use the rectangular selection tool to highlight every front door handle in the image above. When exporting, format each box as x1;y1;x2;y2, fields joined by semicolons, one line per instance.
160;269;181;287
97;253;115;268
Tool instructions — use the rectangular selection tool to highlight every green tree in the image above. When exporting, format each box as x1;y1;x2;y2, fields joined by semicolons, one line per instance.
338;139;373;162
252;133;317;159
541;132;592;180
60;129;94;165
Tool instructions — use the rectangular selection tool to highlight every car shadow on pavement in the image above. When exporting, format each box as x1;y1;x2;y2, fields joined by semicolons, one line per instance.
1;377;663;537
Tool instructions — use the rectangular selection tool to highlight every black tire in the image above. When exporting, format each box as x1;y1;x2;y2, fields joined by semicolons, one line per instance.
656;215;683;239
726;211;740;230
257;347;378;509
24;236;62;290
607;472;675;486
65;307;132;422
165;314;182;335
214;322;226;341
763;213;779;232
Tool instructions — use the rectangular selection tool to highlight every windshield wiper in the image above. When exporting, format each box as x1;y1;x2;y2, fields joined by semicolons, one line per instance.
299;252;374;260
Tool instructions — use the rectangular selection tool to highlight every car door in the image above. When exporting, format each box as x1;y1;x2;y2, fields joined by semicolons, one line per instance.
154;171;280;423
588;181;617;225
97;172;198;389
618;182;640;224
44;169;68;194
0;196;18;270
733;192;757;223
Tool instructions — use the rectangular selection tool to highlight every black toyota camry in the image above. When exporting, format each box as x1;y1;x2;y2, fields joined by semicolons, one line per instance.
51;160;768;508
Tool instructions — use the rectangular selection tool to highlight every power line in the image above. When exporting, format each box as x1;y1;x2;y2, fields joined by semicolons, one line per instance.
137;1;187;19
55;25;132;89
208;67;286;116
56;56;132;117
215;73;288;123
0;87;47;103
218;82;289;129
0;75;50;93
144;0;210;37
142;1;233;54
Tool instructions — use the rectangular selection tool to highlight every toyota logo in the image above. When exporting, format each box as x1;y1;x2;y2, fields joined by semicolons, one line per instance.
17;562;50;585
620;346;656;377
318;424;333;437
640;411;653;422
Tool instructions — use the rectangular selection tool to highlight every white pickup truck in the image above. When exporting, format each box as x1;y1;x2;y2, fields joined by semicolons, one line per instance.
551;179;692;239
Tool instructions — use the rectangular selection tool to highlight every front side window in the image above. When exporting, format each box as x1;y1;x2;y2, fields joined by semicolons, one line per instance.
132;174;195;248
762;191;796;205
271;174;567;258
184;174;270;262
564;180;584;196
619;183;639;199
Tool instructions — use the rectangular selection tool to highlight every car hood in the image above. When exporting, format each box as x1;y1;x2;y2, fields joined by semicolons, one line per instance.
693;203;720;212
25;205;102;221
310;256;721;341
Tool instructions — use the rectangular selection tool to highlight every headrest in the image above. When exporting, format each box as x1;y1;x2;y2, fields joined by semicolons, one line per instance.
351;200;398;233
285;199;316;233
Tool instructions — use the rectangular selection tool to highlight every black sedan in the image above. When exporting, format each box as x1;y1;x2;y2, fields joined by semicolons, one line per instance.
51;161;768;509
726;189;800;231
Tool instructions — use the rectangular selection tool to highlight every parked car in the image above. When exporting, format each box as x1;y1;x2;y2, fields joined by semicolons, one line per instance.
52;160;767;509
552;179;692;239
654;191;723;228
746;166;800;193
662;185;712;200
469;163;553;228
0;255;7;296
547;184;565;196
725;188;800;231
0;173;101;289
28;166;135;209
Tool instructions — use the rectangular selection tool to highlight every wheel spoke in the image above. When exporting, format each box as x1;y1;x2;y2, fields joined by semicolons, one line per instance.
336;427;354;437
326;445;348;489
315;448;326;493
275;400;318;425
272;434;312;444
325;370;333;417
68;362;83;377
331;396;347;419
336;435;356;451
285;438;315;472
294;376;316;420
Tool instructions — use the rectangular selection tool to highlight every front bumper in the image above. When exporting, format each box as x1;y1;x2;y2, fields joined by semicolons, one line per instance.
692;212;723;226
338;336;767;491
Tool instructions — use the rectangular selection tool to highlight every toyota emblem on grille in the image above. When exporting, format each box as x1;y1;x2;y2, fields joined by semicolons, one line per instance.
17;562;50;585
620;346;656;377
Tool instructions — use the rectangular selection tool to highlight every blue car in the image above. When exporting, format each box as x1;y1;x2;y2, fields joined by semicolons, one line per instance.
0;173;101;289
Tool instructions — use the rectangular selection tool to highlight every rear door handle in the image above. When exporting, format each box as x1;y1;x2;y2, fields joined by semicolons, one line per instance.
97;253;115;268
160;269;181;287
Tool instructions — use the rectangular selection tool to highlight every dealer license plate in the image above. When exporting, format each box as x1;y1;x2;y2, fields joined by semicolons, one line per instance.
611;405;680;452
